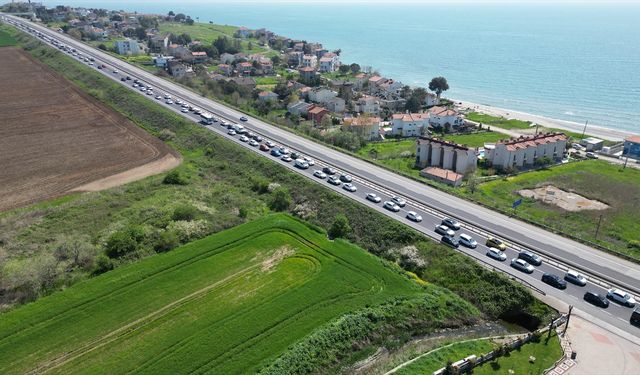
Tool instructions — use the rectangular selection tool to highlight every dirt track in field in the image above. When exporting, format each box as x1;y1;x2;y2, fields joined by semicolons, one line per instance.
0;47;180;211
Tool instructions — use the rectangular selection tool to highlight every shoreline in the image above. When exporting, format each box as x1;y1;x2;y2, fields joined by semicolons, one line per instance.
453;99;635;142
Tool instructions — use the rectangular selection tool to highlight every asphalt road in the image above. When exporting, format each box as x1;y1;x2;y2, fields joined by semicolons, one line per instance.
5;15;639;338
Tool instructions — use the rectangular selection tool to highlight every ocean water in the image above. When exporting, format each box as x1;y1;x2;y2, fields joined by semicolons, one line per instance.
42;1;640;133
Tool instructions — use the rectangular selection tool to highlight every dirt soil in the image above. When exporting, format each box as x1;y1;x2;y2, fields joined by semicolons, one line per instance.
518;185;609;212
0;47;180;212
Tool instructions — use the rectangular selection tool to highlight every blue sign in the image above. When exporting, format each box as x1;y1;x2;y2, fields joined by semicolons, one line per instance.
512;199;523;209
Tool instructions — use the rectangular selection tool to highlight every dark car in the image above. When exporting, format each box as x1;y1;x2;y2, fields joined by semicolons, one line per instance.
259;144;270;152
270;149;282;157
253;135;263;142
126;76;132;80
290;152;300;159
631;308;640;327
584;291;609;308
441;235;459;248
339;174;352;183
541;273;567;289
120;77;126;81
240;116;248;122
323;167;337;175
518;251;543;266
441;218;461;230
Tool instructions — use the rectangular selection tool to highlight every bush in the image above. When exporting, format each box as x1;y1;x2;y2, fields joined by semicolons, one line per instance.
153;229;181;253
328;214;351;239
163;169;188;185
171;204;199;221
105;226;146;258
270;187;291;211
158;128;176;141
93;254;114;275
628;240;640;250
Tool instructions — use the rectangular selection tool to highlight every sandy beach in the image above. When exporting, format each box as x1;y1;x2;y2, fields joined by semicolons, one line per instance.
453;99;636;142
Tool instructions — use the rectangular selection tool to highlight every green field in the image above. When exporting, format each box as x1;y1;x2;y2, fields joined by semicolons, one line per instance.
466;112;533;130
0;215;425;374
474;332;562;374
158;21;266;54
0;30;16;46
395;339;497;375
471;160;640;259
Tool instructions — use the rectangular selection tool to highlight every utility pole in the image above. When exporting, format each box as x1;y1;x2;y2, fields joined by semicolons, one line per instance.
595;214;603;239
563;305;573;336
581;120;589;139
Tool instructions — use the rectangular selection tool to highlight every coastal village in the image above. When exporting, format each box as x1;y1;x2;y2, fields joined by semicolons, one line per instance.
19;4;640;188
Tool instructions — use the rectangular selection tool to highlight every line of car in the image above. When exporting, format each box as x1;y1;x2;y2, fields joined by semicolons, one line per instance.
24;21;640;327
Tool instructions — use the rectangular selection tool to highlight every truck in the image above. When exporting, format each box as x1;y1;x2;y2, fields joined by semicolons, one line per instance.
200;113;214;125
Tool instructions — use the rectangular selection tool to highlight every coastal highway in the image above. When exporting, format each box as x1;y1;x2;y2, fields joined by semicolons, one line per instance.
4;15;639;339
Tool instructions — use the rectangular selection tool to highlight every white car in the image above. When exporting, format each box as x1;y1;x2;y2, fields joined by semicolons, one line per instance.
510;258;534;274
406;211;422;222
343;183;357;192
435;225;455;237
303;157;315;166
146;91;153;95
383;201;400;212
112;70;118;74
248;139;259;147
458;234;477;248
227;129;236;136
239;135;249;142
366;193;382;203
155;95;162;100
164;93;171;99
140;87;147;92
487;248;507;261
165;99;173;104
564;270;587;286
391;196;406;207
607;289;636;307
281;155;293;162
294;159;309;169
181;107;189;113
313;170;327;179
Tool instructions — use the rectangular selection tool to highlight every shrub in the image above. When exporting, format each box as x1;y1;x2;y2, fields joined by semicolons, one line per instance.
153;229;181;253
270;187;291;211
328;214;351;239
105;226;146;258
163;169;188;185
171;204;199;221
93;254;114;275
628;240;640;250
158;128;176;141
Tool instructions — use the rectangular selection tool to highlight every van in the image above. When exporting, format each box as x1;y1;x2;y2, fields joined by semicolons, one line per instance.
631;308;640;327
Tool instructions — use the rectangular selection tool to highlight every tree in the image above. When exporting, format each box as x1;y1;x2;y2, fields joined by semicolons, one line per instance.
174;13;187;22
163;170;188;185
328;214;351;239
270;187;292;211
105;226;145;259
135;27;147;41
350;63;361;74
429;76;450;99
466;173;479;194
168;10;175;16
110;14;123;22
339;64;350;74
405;96;421;113
185;17;195;26
320;115;333;129
172;204;199;221
271;55;281;66
97;43;107;51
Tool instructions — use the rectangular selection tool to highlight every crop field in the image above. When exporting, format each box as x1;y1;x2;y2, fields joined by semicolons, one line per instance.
0;47;178;211
0;214;423;374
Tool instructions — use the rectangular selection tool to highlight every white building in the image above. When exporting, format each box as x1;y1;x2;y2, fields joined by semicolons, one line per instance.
428;106;464;129
485;133;568;170
115;39;140;55
355;95;380;115
415;137;477;175
326;97;346;113
153;54;174;68
318;52;340;72
343;116;381;140
391;113;430;137
302;54;317;68
308;87;337;104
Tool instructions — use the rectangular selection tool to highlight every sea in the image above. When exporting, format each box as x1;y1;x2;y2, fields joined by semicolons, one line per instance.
41;1;640;133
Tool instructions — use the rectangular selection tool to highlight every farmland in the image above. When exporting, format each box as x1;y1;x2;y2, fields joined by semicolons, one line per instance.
0;214;467;375
0;47;179;212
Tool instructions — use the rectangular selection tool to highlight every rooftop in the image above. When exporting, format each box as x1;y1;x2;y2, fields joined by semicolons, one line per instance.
392;113;429;122
625;135;640;143
418;136;471;151
420;167;463;183
343;116;382;127
498;132;568;151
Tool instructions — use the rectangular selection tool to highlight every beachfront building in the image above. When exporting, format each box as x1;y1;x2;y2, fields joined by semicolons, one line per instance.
391;113;430;137
415;137;477;175
623;136;640;160
428;106;464;130
318;52;340;72
302;54;318;68
115;39;140;55
485;133;568;170
342;116;382;141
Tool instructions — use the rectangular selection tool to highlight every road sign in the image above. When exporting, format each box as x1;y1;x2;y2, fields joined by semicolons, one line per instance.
512;199;523;209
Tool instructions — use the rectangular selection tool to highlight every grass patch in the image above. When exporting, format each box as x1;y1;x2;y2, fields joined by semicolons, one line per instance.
157;21;266;54
474;331;563;374
395;339;497;375
441;132;508;147
254;76;280;85
466;112;533;130
0;29;17;46
469;160;640;259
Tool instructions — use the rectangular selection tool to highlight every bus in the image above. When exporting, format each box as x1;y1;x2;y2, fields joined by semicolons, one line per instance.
200;113;214;125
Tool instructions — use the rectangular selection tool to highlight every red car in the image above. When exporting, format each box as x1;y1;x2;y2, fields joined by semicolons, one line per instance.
259;144;270;152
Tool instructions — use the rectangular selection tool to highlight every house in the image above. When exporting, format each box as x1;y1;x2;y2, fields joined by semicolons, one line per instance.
580;137;604;151
425;93;440;107
287;80;305;91
415;137;478;175
623;135;640;160
191;51;208;64
391;113;430;137
308;105;329;125
167;44;191;60
313;48;328;59
287;101;313;116
153;54;174;68
229;77;257;90
367;75;385;92
218;64;232;76
220;53;236;64
302;54;317;68
115;39;140;55
326;97;346;113
318;53;340;72
148;34;169;53
377;79;404;97
308;87;337;104
293;42;305;51
353;73;369;90
257;57;273;74
380;98;407;111
298;86;311;99
258;91;279;102
287;51;303;67
485;133;568;170
167;60;187;78
298;67;316;82
420;167;464;187
236;61;254;76
355;95;381;115
235;26;251;38
428;106;464;130
342;116;381;140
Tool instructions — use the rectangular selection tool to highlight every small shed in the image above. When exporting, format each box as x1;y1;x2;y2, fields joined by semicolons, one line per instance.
580;137;604;151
